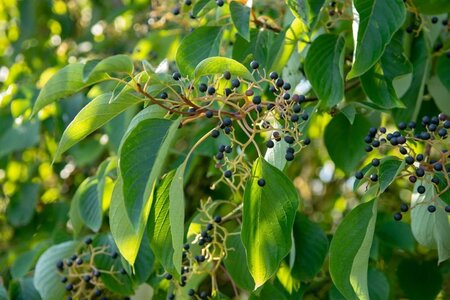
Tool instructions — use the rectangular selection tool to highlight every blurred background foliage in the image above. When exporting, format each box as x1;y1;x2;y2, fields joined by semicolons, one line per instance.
0;0;449;299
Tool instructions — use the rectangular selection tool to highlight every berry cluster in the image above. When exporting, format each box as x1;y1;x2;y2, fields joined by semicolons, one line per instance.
355;113;450;220
162;198;249;299
55;238;129;299
135;61;312;193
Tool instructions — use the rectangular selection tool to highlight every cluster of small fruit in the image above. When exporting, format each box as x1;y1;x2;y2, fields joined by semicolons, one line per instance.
139;60;312;192
55;238;129;300
171;0;225;18
164;209;225;300
355;113;450;220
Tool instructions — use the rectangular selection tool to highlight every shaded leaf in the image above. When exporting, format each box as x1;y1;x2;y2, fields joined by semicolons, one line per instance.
0;120;39;158
223;233;255;291
176;27;222;77
230;1;251;41
348;0;406;78
329;199;378;300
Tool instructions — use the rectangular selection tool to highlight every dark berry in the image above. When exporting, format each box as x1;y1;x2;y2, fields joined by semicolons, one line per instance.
224;170;232;178
188;289;195;296
56;260;64;270
224;127;231;134
394;212;403;221
398;122;407;130
434;162;443;171
285;152;294;161
214;215;222;223
61;276;68;283
399;147;407;155
76;258;83;265
205;110;213;118
432;16;438;23
120;268;127;275
199;83;207;92
438;128;447;137
207;86;216;95
301;112;309;121
284;135;294;144
168;294;175;300
417;185;426;194
160;92;168;99
405;156;414;165
408;121;416;129
184;0;192;5
444;120;450;128
428;205;436;213
257;178;266;187
84;237;93;245
65;283;73;291
269;71;278;80
304;138;311;145
283;93;290;100
365;145;373;152
372;140;380;147
371;158;380;167
416;154;424;161
196;255;205;262
275;78;284;87
409;175;417;183
164;273;173;280
293;104;301;113
266;140;274;148
431;177;440;184
370;174;378;182
415;168;425;177
400;203;409;212
283;82;291;90
355;172;364;180
231;79;240;88
83;275;91;282
286;147;295;154
211;129;220;138
206;223;213;231
445;206;450;213
290;114;299;122
216;0;224;6
252;95;261;105
172;72;181;81
250;60;259;69
216;152;224;160
224;88;232;96
183;244;190;250
200;292;208;299
223;71;231;80
172;7;180;15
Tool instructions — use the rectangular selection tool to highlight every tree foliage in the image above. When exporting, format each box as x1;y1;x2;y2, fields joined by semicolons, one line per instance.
0;0;449;299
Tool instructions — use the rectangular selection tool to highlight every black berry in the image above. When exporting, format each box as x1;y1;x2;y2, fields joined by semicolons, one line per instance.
257;178;266;187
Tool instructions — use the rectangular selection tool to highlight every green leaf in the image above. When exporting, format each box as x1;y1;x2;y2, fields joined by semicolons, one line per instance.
411;179;450;264
360;63;405;109
119;108;180;227
0;120;39;158
194;57;253;80
0;286;7;300
397;259;443;300
436;54;450;89
83;55;133;82
6;183;40;227
292;214;329;281
393;33;430;123
428;76;450;116
348;0;406;78
411;0;450;14
147;171;177;275
9;278;41;300
324;114;372;174
34;241;79;300
304;34;345;107
32;63;107;115
223;233;255;291
329;199;378;300
11;242;48;279
376;220;415;252
176;27;222;77
230;1;250;41
169;164;186;278
132;233;154;284
109;177;151;266
77;178;102;233
54;91;143;160
367;268;389;300
285;0;326;28
241;157;299;289
378;156;405;193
